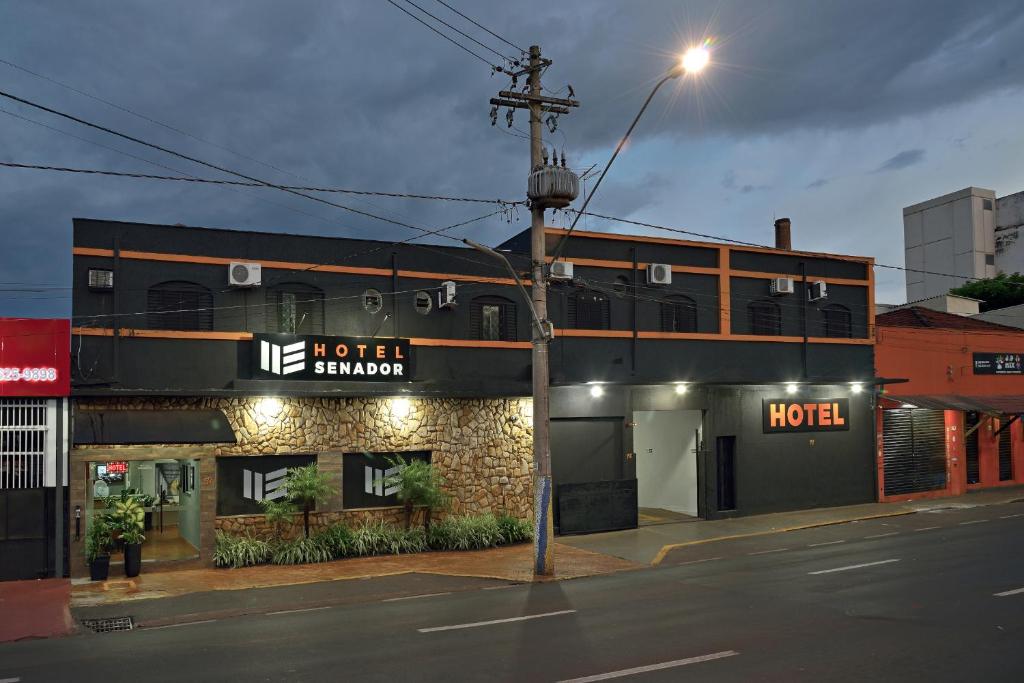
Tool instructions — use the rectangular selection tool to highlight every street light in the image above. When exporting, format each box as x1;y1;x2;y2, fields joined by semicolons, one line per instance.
549;41;712;263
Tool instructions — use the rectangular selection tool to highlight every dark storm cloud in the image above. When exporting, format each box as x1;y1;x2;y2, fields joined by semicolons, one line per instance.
874;149;926;173
1;0;1023;316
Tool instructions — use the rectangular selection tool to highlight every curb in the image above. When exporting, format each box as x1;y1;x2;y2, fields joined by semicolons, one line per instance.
650;510;917;566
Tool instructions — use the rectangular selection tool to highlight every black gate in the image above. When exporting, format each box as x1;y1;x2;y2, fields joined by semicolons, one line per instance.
0;488;55;580
999;422;1013;482
966;412;981;485
883;409;947;496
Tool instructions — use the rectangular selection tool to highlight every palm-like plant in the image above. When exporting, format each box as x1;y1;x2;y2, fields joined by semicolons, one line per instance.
382;458;448;531
285;464;333;538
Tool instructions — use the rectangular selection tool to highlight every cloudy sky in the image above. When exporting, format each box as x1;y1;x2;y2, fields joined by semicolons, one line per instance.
2;0;1023;317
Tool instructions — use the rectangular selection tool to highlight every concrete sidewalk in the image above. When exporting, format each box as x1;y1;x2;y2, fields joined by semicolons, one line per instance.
71;541;640;608
0;578;74;643
558;485;1024;565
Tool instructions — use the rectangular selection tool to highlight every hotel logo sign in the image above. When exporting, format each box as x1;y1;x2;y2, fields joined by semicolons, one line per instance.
216;454;316;515
364;465;400;498
251;334;412;382
763;398;850;433
343;451;430;509
242;467;288;502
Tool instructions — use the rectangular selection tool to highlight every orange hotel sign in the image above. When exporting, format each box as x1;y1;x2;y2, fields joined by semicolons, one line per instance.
762;398;850;433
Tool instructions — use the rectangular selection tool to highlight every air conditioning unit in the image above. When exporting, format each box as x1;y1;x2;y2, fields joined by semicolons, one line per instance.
229;262;262;288
646;263;672;286
438;280;457;309
87;268;114;291
770;277;794;296
808;281;828;301
549;260;574;280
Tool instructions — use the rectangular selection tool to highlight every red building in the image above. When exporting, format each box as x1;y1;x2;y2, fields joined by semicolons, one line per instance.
875;307;1024;502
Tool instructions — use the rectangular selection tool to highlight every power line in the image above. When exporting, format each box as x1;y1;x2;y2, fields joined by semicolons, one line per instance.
0;89;472;246
384;0;501;71
432;0;527;54
0;161;523;205
401;0;516;65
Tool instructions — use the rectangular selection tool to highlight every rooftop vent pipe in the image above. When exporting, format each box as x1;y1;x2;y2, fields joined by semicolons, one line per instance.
774;217;792;251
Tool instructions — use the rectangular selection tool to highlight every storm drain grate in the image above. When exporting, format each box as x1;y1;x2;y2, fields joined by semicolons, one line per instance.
80;616;135;633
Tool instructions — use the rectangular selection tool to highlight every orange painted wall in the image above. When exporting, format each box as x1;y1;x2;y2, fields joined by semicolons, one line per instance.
876;327;1024;395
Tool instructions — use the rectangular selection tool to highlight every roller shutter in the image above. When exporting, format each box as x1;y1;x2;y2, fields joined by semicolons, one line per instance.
965;411;980;485
999;423;1013;482
882;409;947;496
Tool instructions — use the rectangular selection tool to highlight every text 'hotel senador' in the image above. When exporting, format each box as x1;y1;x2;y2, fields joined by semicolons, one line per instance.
68;217;875;573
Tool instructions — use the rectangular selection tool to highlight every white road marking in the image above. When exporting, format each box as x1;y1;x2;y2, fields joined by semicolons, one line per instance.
145;619;216;630
994;587;1024;597
482;584;519;590
999;513;1024;519
382;592;452;602
676;556;723;566
748;548;789;555
418;609;575;633
914;526;941;532
808;540;845;547
556;650;740;682
266;605;333;615
808;559;901;575
865;532;899;539
960;519;988;525
0;677;22;683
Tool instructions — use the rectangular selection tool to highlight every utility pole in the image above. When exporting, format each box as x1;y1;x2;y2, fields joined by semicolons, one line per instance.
489;45;579;576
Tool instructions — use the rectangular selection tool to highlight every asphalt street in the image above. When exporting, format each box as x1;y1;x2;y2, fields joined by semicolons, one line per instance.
2;501;1022;682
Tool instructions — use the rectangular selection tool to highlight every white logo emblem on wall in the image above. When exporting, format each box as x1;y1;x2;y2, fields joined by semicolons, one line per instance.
243;467;288;502
260;340;306;375
364;465;399;497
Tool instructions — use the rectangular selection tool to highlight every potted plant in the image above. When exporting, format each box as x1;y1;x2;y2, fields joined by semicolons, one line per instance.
85;516;113;581
121;525;146;578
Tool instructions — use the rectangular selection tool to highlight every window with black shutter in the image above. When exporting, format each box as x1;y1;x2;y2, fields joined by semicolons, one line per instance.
470;296;517;341
569;290;610;329
748;300;781;335
660;295;697;332
822;304;852;338
266;284;324;334
146;281;213;330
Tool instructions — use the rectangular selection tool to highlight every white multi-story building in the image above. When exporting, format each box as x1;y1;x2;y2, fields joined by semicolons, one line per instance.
903;186;1024;301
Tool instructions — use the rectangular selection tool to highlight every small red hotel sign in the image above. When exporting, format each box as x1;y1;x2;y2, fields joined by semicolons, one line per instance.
0;318;71;397
763;398;850;433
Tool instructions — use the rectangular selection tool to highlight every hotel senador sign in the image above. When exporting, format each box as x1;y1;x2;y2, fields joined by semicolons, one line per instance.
252;334;411;381
763;398;850;433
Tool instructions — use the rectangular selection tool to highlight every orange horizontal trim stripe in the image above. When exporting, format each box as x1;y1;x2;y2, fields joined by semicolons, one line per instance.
545;227;873;265
554;328;633;339
729;270;868;287
71;326;531;348
545;256;719;276
72;247;521;287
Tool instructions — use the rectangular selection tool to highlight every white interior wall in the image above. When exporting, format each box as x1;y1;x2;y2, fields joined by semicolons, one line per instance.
633;410;701;516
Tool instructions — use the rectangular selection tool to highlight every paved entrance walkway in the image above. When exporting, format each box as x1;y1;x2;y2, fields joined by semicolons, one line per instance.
71;541;641;608
559;485;1024;565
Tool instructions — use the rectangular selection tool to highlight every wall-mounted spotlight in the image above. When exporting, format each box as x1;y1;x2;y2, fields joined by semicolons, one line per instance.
589;384;604;398
391;397;411;420
785;383;798;395
674;383;688;395
850;383;863;394
255;397;283;421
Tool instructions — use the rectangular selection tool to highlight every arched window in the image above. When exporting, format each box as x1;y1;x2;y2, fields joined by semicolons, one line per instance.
822;304;853;338
660;295;697;332
748;300;781;336
266;283;324;334
569;290;610;329
470;296;517;341
146;281;213;330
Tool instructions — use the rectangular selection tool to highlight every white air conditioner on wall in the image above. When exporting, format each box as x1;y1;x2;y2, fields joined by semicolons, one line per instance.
438;280;457;308
808;281;828;301
770;277;794;296
646;263;672;286
229;262;262;288
549;260;574;280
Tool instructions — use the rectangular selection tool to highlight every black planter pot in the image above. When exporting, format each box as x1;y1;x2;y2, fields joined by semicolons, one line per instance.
89;555;111;581
123;543;143;577
144;511;153;531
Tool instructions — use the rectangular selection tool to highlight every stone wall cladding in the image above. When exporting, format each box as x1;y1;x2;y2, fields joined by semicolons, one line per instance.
75;396;535;521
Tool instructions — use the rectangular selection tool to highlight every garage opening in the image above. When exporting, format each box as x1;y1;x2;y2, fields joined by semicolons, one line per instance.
633;410;702;523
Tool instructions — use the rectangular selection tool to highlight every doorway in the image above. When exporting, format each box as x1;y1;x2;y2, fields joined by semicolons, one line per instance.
87;458;200;564
633;410;702;521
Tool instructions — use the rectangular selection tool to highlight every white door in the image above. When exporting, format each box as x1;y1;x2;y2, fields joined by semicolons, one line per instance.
633;410;701;516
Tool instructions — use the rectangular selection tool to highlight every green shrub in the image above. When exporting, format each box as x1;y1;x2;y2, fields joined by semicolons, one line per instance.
349;520;427;556
271;535;333;565
495;514;532;545
428;514;502;551
213;531;272;568
316;523;354;559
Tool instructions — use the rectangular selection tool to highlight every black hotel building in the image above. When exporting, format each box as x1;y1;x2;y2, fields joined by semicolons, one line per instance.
68;217;875;571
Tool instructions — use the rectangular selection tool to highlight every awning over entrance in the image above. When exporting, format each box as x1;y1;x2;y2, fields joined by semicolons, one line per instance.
74;410;236;445
885;395;1024;415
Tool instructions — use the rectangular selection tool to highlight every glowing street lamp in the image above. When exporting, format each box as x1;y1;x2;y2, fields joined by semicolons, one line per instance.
680;45;711;75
